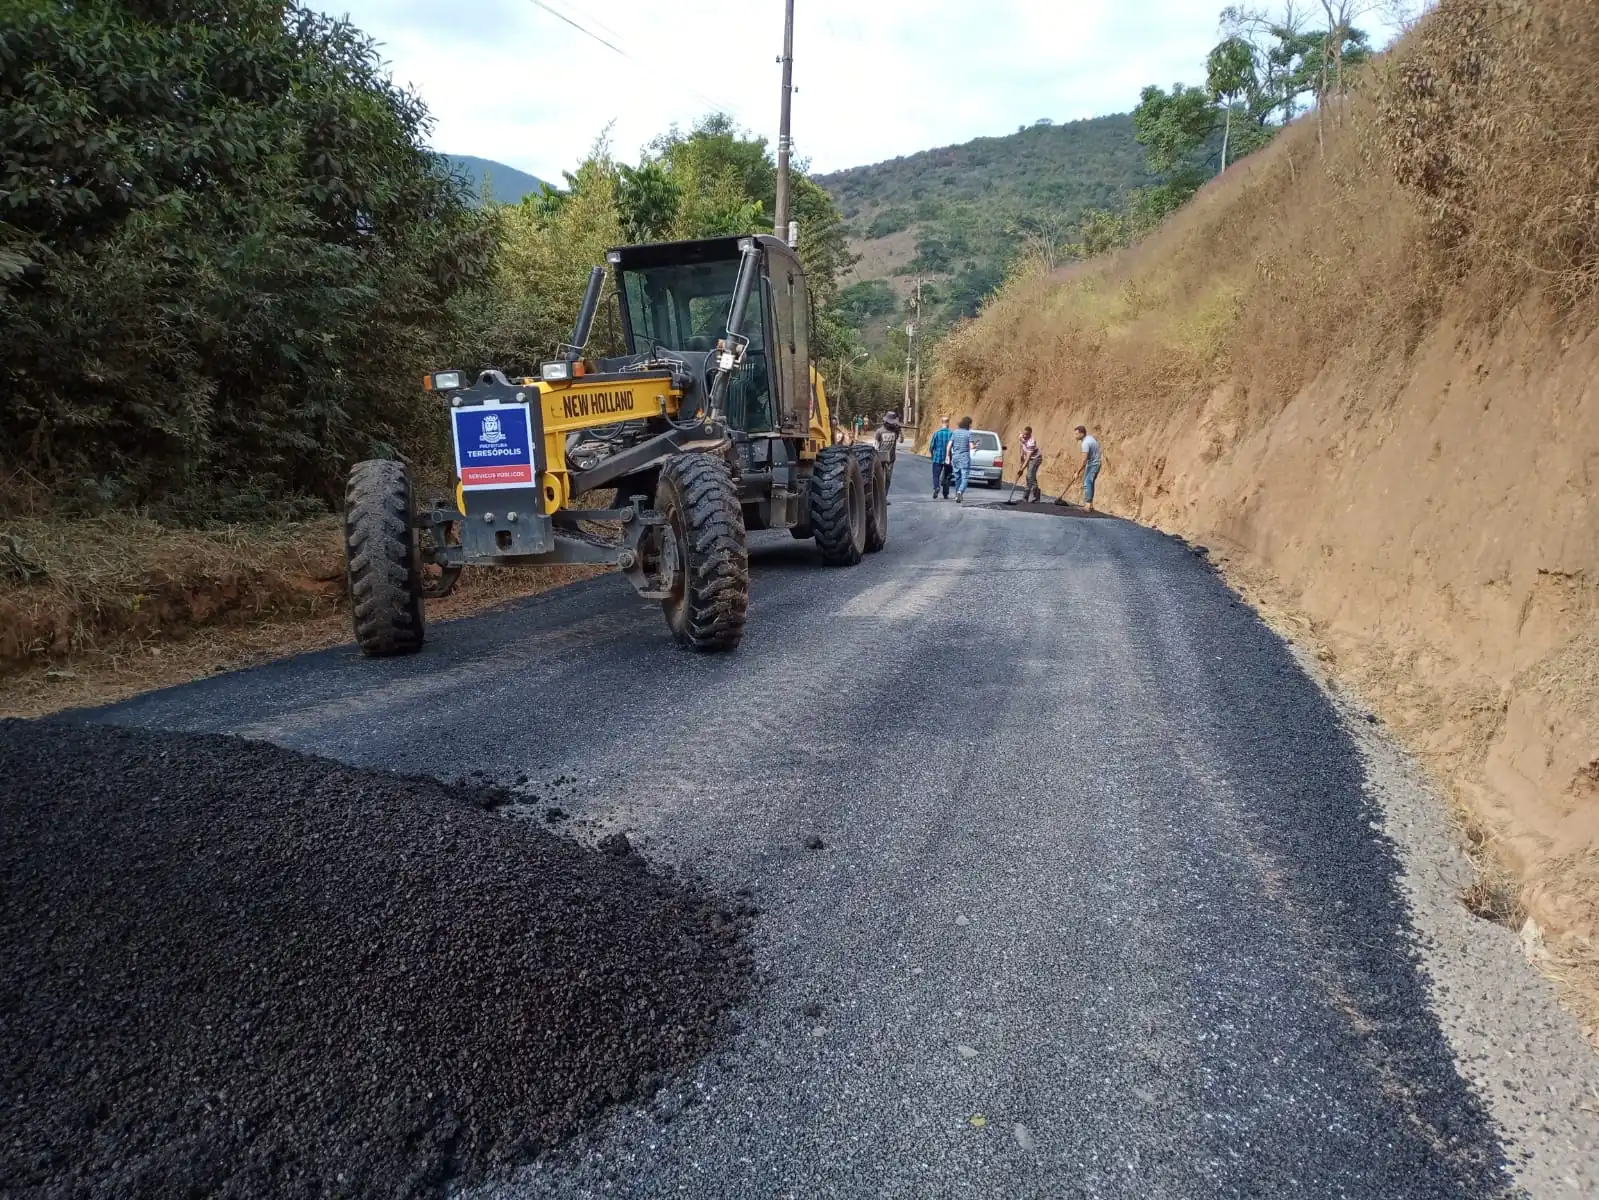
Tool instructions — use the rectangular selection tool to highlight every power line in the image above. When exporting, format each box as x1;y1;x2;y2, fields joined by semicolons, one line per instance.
543;0;631;46
525;0;743;120
527;0;627;57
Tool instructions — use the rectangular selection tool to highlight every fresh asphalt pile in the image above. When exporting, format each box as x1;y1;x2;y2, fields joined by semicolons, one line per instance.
0;720;752;1199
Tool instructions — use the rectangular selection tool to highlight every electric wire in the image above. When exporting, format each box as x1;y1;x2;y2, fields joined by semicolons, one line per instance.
525;0;744;120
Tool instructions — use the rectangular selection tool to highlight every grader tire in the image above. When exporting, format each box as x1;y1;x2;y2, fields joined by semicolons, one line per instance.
344;459;426;657
810;445;866;567
656;452;749;652
849;444;889;554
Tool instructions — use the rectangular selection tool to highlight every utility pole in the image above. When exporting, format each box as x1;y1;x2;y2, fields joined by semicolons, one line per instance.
903;319;913;421
773;0;795;238
912;278;923;427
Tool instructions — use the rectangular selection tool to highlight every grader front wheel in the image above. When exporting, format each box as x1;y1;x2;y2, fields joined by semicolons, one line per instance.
655;453;749;652
344;459;427;657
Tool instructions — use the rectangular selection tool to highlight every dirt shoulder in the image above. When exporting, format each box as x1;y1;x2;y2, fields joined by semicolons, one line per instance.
0;513;606;718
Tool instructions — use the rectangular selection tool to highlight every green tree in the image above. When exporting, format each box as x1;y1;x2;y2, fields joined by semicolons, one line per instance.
616;159;680;242
1132;83;1217;176
1131;83;1214;212
650;112;777;232
835;280;899;326
1206;37;1257;172
0;0;491;513
866;206;912;239
456;141;626;373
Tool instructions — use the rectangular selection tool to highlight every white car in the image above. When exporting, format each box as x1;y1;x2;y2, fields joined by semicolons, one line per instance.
968;430;1005;487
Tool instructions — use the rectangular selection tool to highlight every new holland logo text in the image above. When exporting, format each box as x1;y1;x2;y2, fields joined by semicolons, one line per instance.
561;389;636;420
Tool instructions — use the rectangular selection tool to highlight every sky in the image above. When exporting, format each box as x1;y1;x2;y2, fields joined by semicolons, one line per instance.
311;0;1237;180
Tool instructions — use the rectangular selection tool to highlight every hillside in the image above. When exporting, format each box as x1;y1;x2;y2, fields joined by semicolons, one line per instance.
934;0;1599;1030
815;115;1157;328
446;154;546;206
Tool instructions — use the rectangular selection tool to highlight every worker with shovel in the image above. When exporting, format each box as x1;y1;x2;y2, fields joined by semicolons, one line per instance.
1013;426;1043;503
1059;424;1102;511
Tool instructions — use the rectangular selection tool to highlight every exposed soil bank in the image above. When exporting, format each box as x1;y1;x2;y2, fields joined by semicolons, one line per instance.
0;513;607;718
0;721;751;1198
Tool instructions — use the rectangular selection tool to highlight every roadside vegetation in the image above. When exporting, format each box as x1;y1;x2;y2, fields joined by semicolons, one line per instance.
932;0;1599;1034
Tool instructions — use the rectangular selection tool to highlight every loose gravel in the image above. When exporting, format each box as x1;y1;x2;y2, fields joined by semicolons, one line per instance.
0;720;751;1199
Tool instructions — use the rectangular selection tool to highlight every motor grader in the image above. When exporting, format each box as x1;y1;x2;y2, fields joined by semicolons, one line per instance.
342;233;888;655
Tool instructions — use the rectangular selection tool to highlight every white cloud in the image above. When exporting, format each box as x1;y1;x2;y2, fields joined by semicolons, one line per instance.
312;0;1250;179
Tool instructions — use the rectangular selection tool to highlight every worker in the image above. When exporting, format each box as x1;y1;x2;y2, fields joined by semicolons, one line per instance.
1018;425;1042;502
1064;423;1102;511
928;416;953;499
949;416;976;504
875;409;901;485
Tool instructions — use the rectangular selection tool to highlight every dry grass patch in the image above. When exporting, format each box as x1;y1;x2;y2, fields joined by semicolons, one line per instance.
0;512;610;717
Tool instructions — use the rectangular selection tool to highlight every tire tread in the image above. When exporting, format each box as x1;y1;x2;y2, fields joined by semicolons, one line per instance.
344;459;426;657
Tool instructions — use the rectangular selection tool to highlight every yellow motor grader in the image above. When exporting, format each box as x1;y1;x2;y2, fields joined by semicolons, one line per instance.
342;234;888;655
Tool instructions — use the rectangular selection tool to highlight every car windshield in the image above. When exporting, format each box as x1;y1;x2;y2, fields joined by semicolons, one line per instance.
972;432;1000;451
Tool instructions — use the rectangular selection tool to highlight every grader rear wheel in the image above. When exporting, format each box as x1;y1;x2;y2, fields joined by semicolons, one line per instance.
810;445;866;567
655;453;749;652
849;444;889;554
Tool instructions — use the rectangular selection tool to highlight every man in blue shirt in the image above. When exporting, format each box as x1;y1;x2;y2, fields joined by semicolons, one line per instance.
948;416;976;503
927;416;952;499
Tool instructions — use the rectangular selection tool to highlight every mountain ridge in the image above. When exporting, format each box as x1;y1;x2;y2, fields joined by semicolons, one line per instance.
445;154;546;206
815;113;1156;329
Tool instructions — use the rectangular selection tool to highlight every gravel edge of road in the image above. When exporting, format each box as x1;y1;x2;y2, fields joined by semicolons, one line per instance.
1278;638;1599;1197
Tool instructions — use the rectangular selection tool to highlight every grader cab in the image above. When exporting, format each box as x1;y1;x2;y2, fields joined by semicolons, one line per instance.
343;234;888;656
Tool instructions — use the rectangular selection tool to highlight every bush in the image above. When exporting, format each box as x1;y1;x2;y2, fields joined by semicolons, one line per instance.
865;206;912;239
835;280;899;326
0;2;493;516
1372;0;1599;312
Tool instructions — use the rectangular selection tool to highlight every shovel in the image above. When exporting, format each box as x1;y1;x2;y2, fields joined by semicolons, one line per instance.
1006;466;1028;505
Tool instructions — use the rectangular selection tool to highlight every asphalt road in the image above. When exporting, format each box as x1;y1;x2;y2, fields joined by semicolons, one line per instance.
91;457;1522;1198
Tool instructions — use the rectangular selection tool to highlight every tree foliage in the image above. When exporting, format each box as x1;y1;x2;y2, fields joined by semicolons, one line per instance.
0;13;860;518
450;114;859;399
1133;84;1219;177
0;0;492;515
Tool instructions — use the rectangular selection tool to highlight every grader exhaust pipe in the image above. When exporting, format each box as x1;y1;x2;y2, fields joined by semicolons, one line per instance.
565;265;606;359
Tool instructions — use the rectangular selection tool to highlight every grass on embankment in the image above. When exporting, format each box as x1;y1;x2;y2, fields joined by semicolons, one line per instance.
0;513;603;717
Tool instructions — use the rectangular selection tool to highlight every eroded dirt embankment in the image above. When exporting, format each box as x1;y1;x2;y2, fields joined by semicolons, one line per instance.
935;0;1599;1025
0;514;605;717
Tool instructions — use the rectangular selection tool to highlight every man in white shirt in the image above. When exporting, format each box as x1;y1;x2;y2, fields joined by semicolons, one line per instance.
1017;426;1043;502
1066;424;1102;511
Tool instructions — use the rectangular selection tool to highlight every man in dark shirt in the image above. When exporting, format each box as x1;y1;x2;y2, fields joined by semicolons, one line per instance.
927;417;953;499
